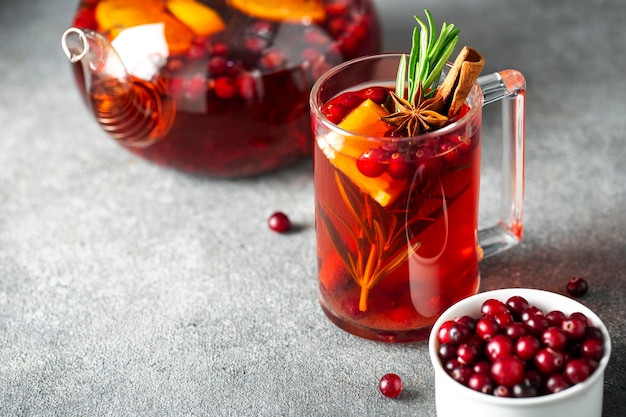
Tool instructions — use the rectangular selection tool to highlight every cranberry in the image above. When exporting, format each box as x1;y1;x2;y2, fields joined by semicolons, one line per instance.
506;295;529;318
585;326;605;342
504;322;527;339
468;373;494;394
523;312;549;335
379;373;403;398
491;356;525;388
455;315;478;333
473;361;491;375
515;335;541;361
534;348;564;375
481;299;510;319
268;212;291;233
545;374;570;393
356;148;388;178
322;102;349;124
545;310;567;327
450;364;473;386
387;152;414;180
581;338;604;361
561;316;587;340
339;93;361;109
437;320;470;345
444;359;462;374
567;277;589;297
494;311;514;327
521;306;544;322
214;76;237;99
438;343;458;362
457;339;483;365
476;317;500;341
361;87;388;104
564;358;591;384
493;385;513;397
513;379;538;398
486;335;514;361
541;327;568;351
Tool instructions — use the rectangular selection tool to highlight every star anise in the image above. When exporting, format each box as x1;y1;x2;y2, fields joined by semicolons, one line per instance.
381;83;448;137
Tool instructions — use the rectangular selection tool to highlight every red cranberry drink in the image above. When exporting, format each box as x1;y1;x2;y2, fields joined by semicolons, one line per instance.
310;11;526;342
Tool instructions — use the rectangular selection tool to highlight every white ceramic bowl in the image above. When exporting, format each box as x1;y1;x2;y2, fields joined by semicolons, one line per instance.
428;288;611;417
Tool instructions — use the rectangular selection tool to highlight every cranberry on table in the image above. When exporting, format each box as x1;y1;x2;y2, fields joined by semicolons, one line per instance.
267;211;291;232
379;373;403;398
567;276;589;297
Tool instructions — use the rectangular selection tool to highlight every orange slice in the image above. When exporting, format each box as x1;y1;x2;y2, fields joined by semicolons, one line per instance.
165;0;226;36
227;0;325;22
322;99;406;207
160;13;195;54
95;0;164;35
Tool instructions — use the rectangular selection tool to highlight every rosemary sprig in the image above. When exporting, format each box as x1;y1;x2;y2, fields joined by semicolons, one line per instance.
395;10;460;103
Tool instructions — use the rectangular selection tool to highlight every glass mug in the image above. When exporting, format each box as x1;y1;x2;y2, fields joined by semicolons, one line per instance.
310;54;525;342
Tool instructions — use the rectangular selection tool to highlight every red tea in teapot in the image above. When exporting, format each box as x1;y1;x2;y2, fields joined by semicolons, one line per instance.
66;0;380;177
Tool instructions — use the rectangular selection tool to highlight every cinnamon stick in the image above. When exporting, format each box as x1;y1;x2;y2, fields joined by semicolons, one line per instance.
437;46;485;116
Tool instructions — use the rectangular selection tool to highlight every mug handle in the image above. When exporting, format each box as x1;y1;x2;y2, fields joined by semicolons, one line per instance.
477;70;526;259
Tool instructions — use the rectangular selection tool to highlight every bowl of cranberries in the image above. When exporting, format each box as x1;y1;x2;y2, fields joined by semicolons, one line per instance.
428;288;611;417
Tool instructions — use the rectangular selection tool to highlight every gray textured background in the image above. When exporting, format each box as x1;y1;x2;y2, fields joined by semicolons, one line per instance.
1;0;625;416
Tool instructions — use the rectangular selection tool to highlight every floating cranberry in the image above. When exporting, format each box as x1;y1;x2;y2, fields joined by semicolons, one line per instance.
214;76;237;99
379;373;403;398
491;356;525;388
356;148;388;178
387;152;414;180
268;212;291;233
361;87;388;104
339;93;362;109
567;277;589;297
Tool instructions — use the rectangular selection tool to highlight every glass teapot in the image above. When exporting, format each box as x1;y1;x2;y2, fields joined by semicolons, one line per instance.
62;0;381;177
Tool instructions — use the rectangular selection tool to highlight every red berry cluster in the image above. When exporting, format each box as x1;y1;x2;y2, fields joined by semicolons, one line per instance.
436;296;605;398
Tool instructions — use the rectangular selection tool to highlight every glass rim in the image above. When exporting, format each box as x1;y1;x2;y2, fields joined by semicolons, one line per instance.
310;53;483;143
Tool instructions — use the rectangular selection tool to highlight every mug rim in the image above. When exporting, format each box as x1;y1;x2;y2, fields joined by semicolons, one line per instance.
309;52;483;144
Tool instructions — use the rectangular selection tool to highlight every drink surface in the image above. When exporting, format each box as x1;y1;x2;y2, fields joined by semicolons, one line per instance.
314;86;482;342
71;0;380;176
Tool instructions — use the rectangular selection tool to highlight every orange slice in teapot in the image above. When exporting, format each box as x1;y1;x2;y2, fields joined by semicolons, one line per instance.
227;0;325;22
165;0;226;36
95;0;164;35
